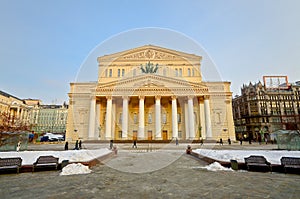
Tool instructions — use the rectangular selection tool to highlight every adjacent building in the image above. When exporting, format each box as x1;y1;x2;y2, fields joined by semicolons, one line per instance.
30;103;68;134
0;90;31;125
232;76;300;141
0;91;68;134
66;45;235;141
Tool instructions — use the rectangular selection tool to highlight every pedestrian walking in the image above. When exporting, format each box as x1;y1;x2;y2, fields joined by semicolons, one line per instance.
228;138;231;145
74;140;79;150
64;141;68;150
175;138;179;146
79;140;82;149
240;138;243;145
219;138;223;145
132;140;137;148
110;140;113;149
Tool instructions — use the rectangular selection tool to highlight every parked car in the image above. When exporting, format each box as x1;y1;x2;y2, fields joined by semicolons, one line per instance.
40;133;64;142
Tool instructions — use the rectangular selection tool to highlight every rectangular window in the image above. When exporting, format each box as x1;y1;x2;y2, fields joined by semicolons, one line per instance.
175;69;178;76
118;69;120;77
109;69;112;77
179;69;182;77
122;69;125;77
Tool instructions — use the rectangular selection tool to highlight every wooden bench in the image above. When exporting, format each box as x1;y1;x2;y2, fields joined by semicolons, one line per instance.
0;157;22;173
281;157;300;173
244;155;271;172
32;156;59;172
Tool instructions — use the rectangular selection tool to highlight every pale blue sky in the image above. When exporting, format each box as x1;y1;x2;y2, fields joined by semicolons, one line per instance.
0;0;299;104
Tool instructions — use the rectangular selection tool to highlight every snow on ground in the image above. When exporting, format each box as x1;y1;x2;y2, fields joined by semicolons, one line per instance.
193;162;234;172
0;148;111;165
60;163;92;176
194;149;300;164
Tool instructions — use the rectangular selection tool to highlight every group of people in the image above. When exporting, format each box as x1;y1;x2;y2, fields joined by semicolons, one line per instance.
218;138;231;145
64;140;82;150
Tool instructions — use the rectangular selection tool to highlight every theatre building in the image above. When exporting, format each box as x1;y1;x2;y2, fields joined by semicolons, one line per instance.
66;45;235;141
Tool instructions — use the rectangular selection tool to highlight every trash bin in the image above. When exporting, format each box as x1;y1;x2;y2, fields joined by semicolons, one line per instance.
61;160;69;169
230;159;238;170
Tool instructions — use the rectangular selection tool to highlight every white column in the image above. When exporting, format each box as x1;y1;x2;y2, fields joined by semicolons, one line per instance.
184;101;190;139
199;98;206;139
122;96;129;139
172;96;178;138
95;102;100;139
155;96;162;139
16;107;20;118
105;97;112;139
138;96;145;139
204;97;212;139
88;97;96;139
188;96;195;139
112;102;116;139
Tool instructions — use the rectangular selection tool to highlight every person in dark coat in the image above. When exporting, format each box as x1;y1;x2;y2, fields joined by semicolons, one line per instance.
132;140;137;148
219;138;223;145
228;138;231;145
110;140;113;149
74;140;79;150
79;140;82;149
64;141;68;150
175;138;179;146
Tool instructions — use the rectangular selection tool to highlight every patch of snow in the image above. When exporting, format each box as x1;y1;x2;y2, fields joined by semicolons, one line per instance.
201;162;233;172
0;148;111;165
194;149;300;164
60;163;92;176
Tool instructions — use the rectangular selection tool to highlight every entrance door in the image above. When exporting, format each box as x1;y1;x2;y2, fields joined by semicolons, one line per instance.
133;130;137;140
162;130;168;140
148;130;152;140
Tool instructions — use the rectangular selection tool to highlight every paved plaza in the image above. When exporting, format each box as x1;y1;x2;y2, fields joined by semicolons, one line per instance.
1;142;300;199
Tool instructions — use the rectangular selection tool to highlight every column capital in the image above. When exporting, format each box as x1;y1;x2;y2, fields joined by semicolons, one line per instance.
204;95;210;100
106;96;112;100
139;95;145;100
122;96;130;100
198;96;204;103
188;96;194;100
155;96;161;100
171;95;177;100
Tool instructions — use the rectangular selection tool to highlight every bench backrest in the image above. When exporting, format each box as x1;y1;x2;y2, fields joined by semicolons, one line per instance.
0;158;22;167
281;157;300;166
35;156;58;164
245;156;268;164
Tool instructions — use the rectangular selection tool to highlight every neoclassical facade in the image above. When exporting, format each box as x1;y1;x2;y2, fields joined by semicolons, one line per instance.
66;45;235;141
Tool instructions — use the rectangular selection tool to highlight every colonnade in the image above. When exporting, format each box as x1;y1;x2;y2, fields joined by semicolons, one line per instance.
88;95;212;140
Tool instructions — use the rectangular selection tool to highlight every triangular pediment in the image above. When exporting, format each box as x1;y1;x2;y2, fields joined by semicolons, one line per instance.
98;45;201;62
95;74;208;96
